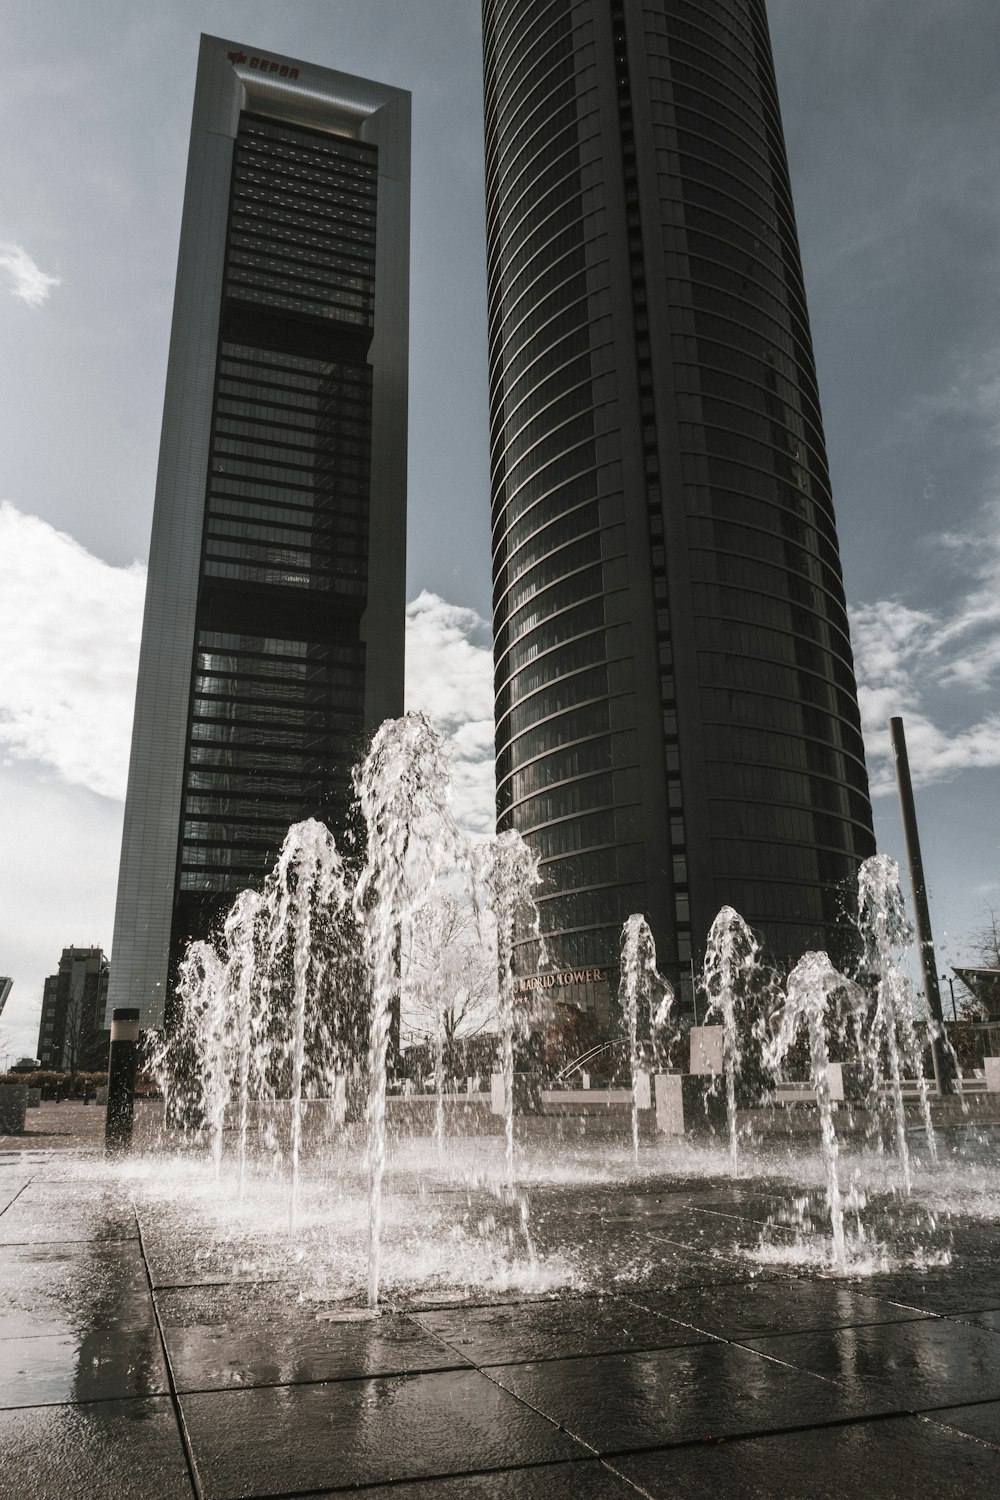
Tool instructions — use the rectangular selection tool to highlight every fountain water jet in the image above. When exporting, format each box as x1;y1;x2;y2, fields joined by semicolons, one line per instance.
353;713;461;1307
618;915;673;1163
857;854;938;1188
765;952;859;1271
172;942;229;1173
701;907;764;1177
265;820;351;1225
476;830;546;1189
220;890;265;1199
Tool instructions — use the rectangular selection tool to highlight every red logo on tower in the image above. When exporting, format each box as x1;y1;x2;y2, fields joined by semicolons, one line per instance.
227;50;299;80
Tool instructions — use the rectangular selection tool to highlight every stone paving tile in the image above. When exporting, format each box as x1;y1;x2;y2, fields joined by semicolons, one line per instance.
859;1269;1000;1316
684;1195;802;1229
140;1231;295;1290
0;1395;193;1500
415;1294;712;1366
955;1309;1000;1332
610;1413;1000;1497
526;1204;800;1295
180;1367;586;1496
0;1152;64;1166
0;1325;169;1407
536;1197;787;1249
0;1189;137;1245
627;1277;927;1341
484;1340;896;1454
925;1399;1000;1446
156;1283;472;1392
0;1239;154;1339
740;1317;1000;1409
319;1456;644;1497
0;1180;29;1214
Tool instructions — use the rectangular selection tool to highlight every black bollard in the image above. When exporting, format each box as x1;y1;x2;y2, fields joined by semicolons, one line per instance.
105;1007;140;1156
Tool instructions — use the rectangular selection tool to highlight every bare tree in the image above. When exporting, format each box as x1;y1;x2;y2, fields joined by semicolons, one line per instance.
0;1020;14;1077
401;894;498;1080
61;975;88;1084
955;905;1000;1020
971;907;1000;969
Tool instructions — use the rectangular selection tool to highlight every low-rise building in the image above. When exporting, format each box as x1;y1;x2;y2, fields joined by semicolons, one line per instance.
37;948;110;1073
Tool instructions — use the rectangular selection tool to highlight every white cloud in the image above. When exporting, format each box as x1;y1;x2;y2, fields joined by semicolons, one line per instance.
404;590;495;838
0;519;495;837
0;241;61;307
0;504;145;799
0;531;497;1050
0;761;124;1063
851;500;1000;792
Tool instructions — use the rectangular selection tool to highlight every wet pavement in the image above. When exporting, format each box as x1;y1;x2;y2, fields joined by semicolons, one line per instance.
1;1110;999;1496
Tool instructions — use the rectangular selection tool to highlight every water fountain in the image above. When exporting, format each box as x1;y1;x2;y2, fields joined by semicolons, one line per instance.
265;821;352;1225
220;890;265;1199
144;717;993;1308
856;853;937;1190
618;914;672;1163
763;952;862;1271
352;712;461;1306
700;906;768;1176
170;940;229;1171
475;829;546;1188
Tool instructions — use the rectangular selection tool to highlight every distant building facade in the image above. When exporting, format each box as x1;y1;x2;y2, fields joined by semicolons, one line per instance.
108;38;410;1027
37;948;110;1073
482;0;876;1023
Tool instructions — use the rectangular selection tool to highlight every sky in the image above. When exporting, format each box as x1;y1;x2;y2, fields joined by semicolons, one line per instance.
2;0;999;1061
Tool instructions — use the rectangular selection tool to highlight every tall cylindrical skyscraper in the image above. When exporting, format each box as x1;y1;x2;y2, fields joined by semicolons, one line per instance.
483;0;875;1023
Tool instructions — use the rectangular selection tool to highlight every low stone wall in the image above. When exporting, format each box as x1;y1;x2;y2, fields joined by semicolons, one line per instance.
98;1074;1000;1156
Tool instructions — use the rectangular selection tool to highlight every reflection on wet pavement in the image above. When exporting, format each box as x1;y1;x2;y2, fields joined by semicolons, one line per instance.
0;1132;998;1497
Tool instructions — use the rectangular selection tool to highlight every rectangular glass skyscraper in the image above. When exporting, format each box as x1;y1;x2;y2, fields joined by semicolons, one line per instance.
108;39;410;1026
483;0;875;1023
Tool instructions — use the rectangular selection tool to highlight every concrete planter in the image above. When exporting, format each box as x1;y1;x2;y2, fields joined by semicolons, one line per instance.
654;1073;728;1136
688;1026;724;1076
489;1072;544;1116
0;1085;28;1134
826;1062;868;1102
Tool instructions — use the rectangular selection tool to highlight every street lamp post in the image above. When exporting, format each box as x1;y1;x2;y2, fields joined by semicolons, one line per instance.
889;715;957;1094
940;972;957;1023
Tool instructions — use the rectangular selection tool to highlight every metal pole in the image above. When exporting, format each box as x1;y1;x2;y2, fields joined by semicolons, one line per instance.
941;973;957;1023
105;1007;141;1155
889;717;956;1094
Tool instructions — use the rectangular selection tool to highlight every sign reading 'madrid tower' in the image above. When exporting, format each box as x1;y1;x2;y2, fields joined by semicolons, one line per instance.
108;39;410;1028
482;0;876;1030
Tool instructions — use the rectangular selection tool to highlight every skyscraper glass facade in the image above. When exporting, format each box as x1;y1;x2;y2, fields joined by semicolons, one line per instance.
483;0;875;1020
179;115;378;907
108;42;410;1026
